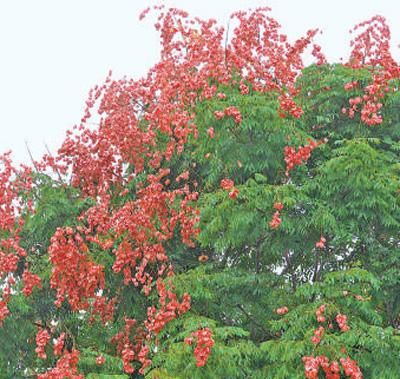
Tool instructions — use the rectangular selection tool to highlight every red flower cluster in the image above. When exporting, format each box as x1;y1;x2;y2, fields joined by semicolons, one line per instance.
220;178;239;199
91;295;116;324
278;94;304;118
38;349;83;379
146;278;191;335
275;306;289;315
344;81;358;91
185;327;215;367
311;326;325;344
340;357;363;379
269;211;282;229
35;328;51;359
48;228;105;310
269;202;284;229
303;356;340;379
304;355;363;379
315;236;327;249
220;178;234;190
0;300;9;326
316;304;326;323
96;355;105;365
284;139;325;176
0;154;34;324
111;318;149;375
22;270;42;297
53;332;65;357
214;106;242;124
239;82;249;95
343;16;400;126
336;313;350;332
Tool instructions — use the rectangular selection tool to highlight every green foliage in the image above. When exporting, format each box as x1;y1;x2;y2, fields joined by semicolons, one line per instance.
2;64;399;378
147;65;400;377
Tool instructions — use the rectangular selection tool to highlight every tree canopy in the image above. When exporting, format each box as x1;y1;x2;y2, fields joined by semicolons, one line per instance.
0;6;399;379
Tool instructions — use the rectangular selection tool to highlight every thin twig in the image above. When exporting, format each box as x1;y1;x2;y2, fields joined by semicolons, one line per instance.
25;141;39;172
44;143;63;182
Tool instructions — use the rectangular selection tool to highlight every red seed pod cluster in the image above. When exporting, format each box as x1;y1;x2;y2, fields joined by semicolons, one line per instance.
214;106;242;123
311;326;325;345
269;211;282;229
35;328;51;360
303;355;363;379
344;81;358;91
239;82;249;95
91;295;117;324
303;356;341;379
145;278;191;335
37;349;83;379
316;304;326;323
269;202;284;229
304;306;359;378
315;236;327;249
340;357;363;379
184;327;215;367
275;306;289;315
111;318;149;375
278;94;304;118
0;300;10;326
22;270;42;297
284;139;325;176
336;313;350;332
0;154;34;324
343;15;400;126
220;178;239;199
53;333;66;357
48;228;105;310
228;188;239;199
220;178;234;190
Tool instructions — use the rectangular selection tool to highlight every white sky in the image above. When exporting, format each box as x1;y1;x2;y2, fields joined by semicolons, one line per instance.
1;0;399;164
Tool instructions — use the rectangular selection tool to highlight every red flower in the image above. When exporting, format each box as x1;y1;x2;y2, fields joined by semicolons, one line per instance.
96;355;106;365
229;188;239;199
220;178;234;190
269;211;282;229
315;236;326;249
276;306;289;315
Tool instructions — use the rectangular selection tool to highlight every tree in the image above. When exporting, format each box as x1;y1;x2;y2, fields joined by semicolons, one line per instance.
0;5;399;379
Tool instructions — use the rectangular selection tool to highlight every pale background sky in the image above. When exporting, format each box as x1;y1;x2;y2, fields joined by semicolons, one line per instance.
1;0;399;164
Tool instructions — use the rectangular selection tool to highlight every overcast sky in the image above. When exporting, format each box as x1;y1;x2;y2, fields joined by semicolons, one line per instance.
1;0;399;164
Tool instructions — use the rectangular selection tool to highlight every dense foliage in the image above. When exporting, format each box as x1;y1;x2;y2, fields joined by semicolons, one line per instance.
0;6;399;379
